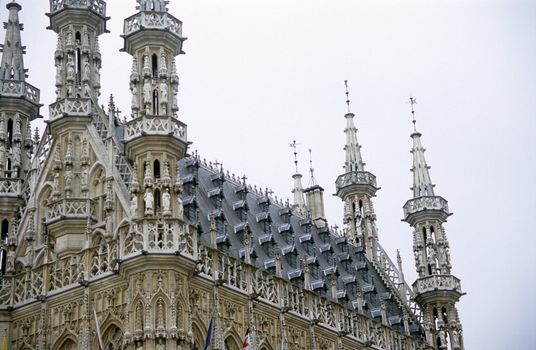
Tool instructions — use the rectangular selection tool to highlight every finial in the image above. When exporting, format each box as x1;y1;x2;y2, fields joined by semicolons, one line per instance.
344;80;351;113
409;96;417;132
289;138;300;174
308;148;315;179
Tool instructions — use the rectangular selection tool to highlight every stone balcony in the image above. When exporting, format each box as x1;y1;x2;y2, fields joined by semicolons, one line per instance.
49;98;92;120
0;79;40;104
124;11;183;37
412;274;462;295
403;195;450;223
0;178;22;196
49;0;106;16
124;115;187;142
335;171;378;197
46;198;93;223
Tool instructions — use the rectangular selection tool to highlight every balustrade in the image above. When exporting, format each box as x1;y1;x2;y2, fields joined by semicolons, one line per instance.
49;0;106;16
124;115;187;142
0;80;40;104
49;98;92;120
124;11;182;37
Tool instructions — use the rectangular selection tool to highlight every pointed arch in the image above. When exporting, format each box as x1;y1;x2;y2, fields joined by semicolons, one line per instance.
51;330;78;350
223;328;242;350
191;320;206;350
99;319;124;350
258;340;274;350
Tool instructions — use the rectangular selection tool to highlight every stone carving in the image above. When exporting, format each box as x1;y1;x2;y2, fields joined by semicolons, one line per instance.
66;55;75;81
162;189;171;216
144;189;154;215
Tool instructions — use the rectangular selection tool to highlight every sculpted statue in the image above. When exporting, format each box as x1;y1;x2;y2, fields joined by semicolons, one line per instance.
160;81;168;103
144;189;154;215
176;194;183;220
451;329;461;349
438;329;447;348
131;194;138;216
131;83;139;108
162;189;171;215
83;60;91;81
66;55;75;80
143;79;152;105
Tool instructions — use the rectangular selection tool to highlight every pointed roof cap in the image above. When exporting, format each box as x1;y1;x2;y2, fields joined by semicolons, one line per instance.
0;1;26;81
408;98;435;198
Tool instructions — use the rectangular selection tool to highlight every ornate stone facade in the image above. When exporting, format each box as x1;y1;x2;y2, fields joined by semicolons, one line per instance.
0;1;464;350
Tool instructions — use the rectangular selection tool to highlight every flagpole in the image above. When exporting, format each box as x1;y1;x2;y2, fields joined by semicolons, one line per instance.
93;308;104;350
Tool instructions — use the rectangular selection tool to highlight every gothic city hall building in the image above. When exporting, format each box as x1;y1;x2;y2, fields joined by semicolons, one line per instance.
0;1;465;350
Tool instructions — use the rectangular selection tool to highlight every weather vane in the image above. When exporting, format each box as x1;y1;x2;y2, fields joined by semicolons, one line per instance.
409;96;417;131
344;80;351;113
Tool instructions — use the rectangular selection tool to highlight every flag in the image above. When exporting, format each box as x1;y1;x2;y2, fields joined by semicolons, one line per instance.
242;328;252;350
203;317;213;350
93;308;104;350
1;335;7;350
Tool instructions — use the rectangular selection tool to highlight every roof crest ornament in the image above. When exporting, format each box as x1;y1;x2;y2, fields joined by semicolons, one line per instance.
344;80;351;113
409;96;418;132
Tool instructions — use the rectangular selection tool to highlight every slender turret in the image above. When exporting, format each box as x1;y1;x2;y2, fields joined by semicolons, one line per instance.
0;1;41;276
403;98;464;349
289;139;307;216
335;81;379;260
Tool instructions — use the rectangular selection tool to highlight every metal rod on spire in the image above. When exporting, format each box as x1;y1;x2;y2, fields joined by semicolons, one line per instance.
409;96;417;132
344;80;351;113
289;138;300;173
308;148;315;179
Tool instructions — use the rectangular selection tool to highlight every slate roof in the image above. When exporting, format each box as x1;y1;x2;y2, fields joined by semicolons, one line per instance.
178;156;425;337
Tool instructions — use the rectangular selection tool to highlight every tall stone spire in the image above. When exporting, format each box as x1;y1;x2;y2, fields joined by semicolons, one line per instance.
409;97;435;197
343;80;365;173
0;2;25;81
403;98;464;350
336;81;379;260
0;1;41;276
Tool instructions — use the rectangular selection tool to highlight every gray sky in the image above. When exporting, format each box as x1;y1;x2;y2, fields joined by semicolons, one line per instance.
6;0;536;348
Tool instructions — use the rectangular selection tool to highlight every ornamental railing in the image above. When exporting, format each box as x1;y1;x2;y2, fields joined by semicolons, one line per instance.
0;178;21;195
403;196;449;218
49;98;92;120
335;171;377;191
412;275;462;295
46;198;93;223
0;80;40;104
124;115;187;142
49;0;106;17
124;11;183;37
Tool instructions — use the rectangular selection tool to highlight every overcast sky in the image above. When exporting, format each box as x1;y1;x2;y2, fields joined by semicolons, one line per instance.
4;0;535;348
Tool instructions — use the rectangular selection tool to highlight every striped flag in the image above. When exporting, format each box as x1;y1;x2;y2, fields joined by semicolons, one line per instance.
242;328;252;350
203;317;213;350
93;308;104;350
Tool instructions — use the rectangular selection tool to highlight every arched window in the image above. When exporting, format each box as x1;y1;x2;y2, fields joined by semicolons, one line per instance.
5;158;12;178
7;118;13;148
102;326;123;350
75;32;82;84
58;338;77;350
152;53;158;78
154;188;161;213
224;336;240;350
1;219;9;275
152;89;159;115
153;159;161;179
